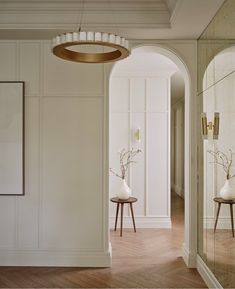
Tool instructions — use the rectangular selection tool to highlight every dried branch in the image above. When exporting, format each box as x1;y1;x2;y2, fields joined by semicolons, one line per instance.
110;148;141;180
207;149;235;180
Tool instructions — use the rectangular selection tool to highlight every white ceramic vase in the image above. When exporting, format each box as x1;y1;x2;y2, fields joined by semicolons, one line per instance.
220;178;235;200
117;179;131;200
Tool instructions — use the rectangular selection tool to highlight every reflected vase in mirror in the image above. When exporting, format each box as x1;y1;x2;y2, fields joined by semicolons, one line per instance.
220;178;235;200
117;179;131;200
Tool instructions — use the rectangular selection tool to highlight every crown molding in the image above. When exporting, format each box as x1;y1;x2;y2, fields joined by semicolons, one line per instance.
0;0;169;12
0;0;224;40
0;4;171;31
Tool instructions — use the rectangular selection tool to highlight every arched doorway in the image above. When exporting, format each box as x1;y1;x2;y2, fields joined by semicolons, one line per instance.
107;45;194;267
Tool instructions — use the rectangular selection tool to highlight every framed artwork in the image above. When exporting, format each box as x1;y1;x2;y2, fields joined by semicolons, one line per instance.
0;81;25;195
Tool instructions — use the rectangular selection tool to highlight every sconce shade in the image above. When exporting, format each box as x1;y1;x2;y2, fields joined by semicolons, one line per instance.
201;113;208;139
213;112;220;139
135;128;141;142
201;112;220;140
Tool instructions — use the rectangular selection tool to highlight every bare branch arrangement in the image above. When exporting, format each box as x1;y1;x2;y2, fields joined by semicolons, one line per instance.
207;149;235;180
110;148;141;180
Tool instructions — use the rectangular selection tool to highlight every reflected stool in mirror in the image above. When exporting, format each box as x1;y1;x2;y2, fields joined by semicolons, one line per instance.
213;197;235;237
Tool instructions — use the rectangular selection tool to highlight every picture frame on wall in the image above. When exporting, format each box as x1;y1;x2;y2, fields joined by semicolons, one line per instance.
0;81;25;195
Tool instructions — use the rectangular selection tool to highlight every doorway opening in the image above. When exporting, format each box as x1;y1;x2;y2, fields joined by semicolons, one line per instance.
108;46;189;278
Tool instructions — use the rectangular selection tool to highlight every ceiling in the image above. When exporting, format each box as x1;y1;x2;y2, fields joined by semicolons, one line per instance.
0;0;225;40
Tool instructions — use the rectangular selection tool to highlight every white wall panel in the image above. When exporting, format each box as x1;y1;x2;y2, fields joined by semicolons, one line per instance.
0;40;110;265
172;101;184;197
130;78;145;112
0;43;16;80
19;42;40;96
41;97;103;249
18;97;40;248
0;197;16;248
110;78;129;112
130;113;145;215
147;78;168;112
147;113;168;216
43;43;103;97
109;113;129;216
110;75;170;227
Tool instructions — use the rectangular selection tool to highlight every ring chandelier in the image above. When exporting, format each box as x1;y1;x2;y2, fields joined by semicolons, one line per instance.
52;31;130;64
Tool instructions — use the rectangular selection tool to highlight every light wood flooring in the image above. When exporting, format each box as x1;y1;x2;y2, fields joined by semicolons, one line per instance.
0;193;207;288
204;228;235;288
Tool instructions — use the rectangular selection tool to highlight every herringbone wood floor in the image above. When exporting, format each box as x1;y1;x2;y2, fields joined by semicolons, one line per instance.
205;228;235;288
0;193;207;288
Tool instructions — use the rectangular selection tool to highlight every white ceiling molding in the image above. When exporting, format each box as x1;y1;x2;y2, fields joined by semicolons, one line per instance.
0;0;169;12
0;0;226;40
164;0;178;13
167;0;183;25
0;0;171;33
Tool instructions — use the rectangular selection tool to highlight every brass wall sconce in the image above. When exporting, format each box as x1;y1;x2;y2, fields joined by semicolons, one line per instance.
201;112;220;140
134;128;141;142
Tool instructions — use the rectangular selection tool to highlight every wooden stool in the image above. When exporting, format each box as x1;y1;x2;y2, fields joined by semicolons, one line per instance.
110;197;137;237
213;197;235;237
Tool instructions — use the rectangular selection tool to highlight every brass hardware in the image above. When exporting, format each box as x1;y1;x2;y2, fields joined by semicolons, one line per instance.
201;112;220;140
135;128;141;142
213;112;220;139
52;40;130;63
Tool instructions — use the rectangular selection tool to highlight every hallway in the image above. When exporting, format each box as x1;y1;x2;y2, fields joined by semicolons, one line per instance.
0;193;206;288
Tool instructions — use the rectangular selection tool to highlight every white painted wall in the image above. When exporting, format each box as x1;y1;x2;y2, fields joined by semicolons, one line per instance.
0;40;110;266
171;72;185;198
0;40;197;268
171;99;185;198
203;46;235;229
109;52;178;228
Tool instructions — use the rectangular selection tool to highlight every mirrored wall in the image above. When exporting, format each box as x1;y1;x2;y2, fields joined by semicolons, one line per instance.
198;0;235;287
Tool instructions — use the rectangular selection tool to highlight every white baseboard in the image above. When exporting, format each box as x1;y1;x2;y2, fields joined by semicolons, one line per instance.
109;216;172;228
182;242;196;268
0;249;112;267
197;255;223;289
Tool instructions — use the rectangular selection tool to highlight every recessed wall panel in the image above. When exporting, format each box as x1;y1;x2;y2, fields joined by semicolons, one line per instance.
110;78;129;112
130;78;145;112
109;113;129;216
19;43;40;96
147;78;168;112
41;97;103;249
0;43;16;80
130;113;145;215
147;113;168;216
43;43;103;97
18;97;39;248
0;198;15;248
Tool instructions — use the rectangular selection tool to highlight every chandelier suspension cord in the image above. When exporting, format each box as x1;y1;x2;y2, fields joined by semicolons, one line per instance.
108;0;120;36
76;0;85;32
51;0;130;63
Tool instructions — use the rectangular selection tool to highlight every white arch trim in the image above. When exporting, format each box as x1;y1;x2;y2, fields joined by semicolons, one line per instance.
105;44;197;268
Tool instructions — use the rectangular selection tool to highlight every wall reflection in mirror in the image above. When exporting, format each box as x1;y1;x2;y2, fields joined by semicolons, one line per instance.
198;1;235;288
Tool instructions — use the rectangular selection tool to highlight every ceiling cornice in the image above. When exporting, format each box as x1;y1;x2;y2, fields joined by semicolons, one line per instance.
0;0;225;40
0;0;169;12
0;0;171;32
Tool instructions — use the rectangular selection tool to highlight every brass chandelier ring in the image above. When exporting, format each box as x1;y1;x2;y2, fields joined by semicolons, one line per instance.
52;32;130;63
